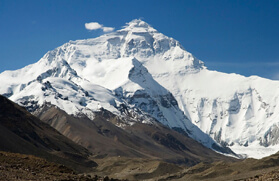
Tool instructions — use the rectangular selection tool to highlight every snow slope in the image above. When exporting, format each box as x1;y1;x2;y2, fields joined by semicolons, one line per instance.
1;19;279;158
0;56;120;119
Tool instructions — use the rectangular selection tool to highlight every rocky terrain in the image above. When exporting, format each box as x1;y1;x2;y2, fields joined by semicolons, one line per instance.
35;103;236;165
0;95;96;172
0;151;122;181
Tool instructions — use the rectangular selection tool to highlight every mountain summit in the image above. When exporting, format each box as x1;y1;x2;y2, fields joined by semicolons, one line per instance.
124;19;157;31
1;19;279;158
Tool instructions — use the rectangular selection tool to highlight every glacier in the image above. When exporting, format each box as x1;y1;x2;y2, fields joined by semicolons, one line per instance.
1;19;279;158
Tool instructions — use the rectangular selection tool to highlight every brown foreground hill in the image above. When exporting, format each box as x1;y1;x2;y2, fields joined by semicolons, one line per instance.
36;104;236;166
159;151;279;181
0;95;96;172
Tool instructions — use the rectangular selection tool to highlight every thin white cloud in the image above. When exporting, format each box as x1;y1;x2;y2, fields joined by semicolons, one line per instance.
102;27;114;32
85;22;102;30
85;22;114;32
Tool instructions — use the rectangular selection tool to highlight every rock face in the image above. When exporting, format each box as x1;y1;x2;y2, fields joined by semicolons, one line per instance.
35;104;236;166
1;19;279;158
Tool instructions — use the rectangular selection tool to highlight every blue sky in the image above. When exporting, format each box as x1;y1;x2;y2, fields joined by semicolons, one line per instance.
0;0;279;79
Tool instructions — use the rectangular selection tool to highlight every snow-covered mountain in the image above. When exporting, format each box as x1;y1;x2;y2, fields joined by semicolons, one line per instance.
1;19;278;158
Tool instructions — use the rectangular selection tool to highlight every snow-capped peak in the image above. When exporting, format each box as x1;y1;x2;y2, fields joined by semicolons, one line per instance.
4;19;279;158
122;19;158;33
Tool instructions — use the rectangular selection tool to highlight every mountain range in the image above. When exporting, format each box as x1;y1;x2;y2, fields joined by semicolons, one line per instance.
1;19;279;159
3;94;279;180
